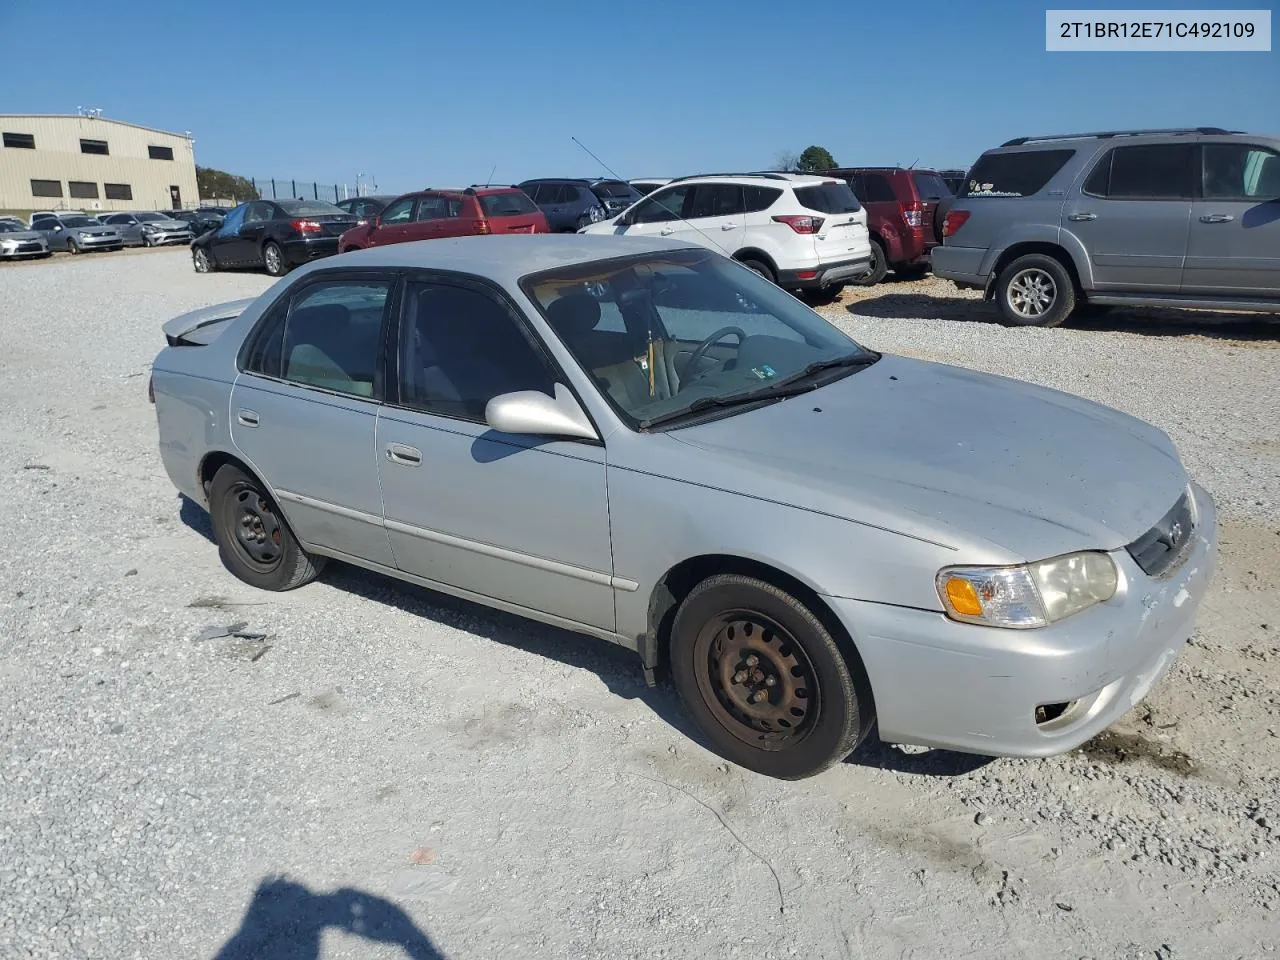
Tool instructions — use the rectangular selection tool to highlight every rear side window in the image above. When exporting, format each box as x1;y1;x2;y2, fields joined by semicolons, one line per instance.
963;149;1075;197
480;192;539;216
794;182;862;214
912;173;951;200
280;282;392;397
688;184;744;218
743;185;782;212
1086;144;1195;200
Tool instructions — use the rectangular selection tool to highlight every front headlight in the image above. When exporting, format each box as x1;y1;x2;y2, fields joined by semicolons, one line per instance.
936;551;1118;629
77;231;91;239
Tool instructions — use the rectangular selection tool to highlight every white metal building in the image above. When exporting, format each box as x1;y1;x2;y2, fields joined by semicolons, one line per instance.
0;114;199;216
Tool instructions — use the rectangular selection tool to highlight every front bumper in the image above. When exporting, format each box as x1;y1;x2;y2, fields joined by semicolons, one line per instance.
778;255;872;290
281;237;340;264
827;482;1218;757
0;242;49;259
75;235;122;250
145;229;194;246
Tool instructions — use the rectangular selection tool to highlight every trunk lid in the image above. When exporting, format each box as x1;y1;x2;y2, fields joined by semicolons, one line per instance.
162;298;255;346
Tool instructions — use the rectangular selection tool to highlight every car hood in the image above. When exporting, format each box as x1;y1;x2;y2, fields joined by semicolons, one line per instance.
150;219;189;229
0;230;45;241
664;354;1187;561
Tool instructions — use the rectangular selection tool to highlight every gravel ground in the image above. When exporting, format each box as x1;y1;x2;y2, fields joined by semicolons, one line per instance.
2;250;1278;960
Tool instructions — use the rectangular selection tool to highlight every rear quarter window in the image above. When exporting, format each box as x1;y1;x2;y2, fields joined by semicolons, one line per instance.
793;183;862;214
962;149;1075;198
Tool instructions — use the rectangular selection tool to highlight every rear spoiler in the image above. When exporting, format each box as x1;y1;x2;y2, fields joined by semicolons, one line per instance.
162;297;256;346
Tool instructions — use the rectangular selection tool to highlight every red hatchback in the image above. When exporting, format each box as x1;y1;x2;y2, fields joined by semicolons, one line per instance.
338;186;549;252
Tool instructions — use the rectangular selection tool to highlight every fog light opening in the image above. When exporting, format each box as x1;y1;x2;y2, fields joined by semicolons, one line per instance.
1034;701;1075;726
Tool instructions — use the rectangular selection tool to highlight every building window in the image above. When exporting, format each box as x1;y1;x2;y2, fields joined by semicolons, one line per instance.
31;179;63;198
104;183;133;201
80;138;109;155
69;181;100;199
3;132;36;149
148;145;174;161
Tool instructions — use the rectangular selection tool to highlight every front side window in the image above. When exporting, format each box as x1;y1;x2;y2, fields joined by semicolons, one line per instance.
629;184;691;224
688;184;744;219
256;281;394;397
963;149;1075;198
523;248;877;429
1096;144;1195;200
398;282;557;422
216;205;247;236
1203;143;1280;199
243;201;272;224
380;197;415;224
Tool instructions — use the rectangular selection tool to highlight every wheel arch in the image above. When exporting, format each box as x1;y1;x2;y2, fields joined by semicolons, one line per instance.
984;241;1085;301
643;553;876;714
731;247;779;277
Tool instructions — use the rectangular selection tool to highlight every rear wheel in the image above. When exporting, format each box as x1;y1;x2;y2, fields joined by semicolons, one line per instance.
851;238;887;286
262;241;287;277
209;464;324;591
669;574;873;779
738;258;775;285
995;254;1075;327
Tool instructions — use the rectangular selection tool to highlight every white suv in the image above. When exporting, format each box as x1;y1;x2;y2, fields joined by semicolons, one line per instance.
580;173;872;300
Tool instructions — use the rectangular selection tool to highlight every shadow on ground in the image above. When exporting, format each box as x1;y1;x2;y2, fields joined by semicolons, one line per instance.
846;736;994;777
846;293;1280;341
214;878;444;959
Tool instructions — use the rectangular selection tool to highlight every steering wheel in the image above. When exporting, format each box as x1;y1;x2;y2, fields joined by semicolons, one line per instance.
682;326;747;386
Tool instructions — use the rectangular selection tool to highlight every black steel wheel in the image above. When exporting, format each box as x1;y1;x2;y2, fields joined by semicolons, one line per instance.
670;574;873;779
209;464;323;591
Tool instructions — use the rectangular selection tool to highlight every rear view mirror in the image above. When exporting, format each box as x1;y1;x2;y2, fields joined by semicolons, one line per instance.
485;384;597;441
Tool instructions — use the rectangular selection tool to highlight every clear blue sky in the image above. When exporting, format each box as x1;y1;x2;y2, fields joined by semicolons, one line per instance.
1;0;1275;194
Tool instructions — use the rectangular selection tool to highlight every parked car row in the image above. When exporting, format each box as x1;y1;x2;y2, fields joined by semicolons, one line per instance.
0;207;234;260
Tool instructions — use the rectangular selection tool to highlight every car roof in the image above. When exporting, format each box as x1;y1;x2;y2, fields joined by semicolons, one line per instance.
324;234;700;282
667;173;837;186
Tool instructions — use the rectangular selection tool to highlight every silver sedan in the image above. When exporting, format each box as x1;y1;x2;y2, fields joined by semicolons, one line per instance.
99;211;194;247
150;235;1217;779
0;221;50;259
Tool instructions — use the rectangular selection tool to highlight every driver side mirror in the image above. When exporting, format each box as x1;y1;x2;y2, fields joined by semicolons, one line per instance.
485;383;597;441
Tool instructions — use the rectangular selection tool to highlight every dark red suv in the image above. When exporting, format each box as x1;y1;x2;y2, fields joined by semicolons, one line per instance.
339;186;549;252
819;167;953;284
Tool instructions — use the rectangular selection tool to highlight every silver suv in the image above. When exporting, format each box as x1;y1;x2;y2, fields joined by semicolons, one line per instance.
932;128;1280;327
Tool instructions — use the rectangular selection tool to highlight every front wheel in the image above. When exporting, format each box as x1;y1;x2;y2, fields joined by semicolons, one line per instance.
142;235;153;248
209;464;324;591
851;239;887;286
995;253;1075;327
193;247;214;273
67;238;81;255
669;574;873;779
262;241;287;277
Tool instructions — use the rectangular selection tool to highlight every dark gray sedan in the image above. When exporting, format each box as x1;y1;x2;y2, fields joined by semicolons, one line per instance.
99;211;194;247
29;213;122;253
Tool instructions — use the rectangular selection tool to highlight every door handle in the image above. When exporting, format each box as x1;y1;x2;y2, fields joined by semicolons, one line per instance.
1067;213;1097;222
658;227;675;235
1199;214;1235;224
385;443;422;466
237;409;259;427
720;223;738;230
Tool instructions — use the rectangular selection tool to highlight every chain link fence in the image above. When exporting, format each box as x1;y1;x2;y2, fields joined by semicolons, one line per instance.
199;178;381;208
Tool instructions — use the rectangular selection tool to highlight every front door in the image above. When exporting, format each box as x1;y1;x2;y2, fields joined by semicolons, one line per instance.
376;278;615;631
614;183;693;243
230;276;397;566
365;195;416;248
1064;143;1194;291
209;204;248;265
680;183;744;254
1184;141;1280;297
169;185;181;210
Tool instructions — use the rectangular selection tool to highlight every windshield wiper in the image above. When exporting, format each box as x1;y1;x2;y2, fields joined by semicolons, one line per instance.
771;351;880;389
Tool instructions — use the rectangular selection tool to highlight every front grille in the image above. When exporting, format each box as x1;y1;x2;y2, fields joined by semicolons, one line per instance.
1126;490;1194;578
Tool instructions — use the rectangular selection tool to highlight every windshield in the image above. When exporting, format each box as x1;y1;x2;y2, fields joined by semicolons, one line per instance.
277;199;344;216
480;192;539;216
61;217;100;228
523;248;876;429
135;212;167;222
591;181;640;200
0;222;22;233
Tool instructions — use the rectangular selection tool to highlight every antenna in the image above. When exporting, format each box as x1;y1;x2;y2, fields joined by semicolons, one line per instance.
486;164;497;185
570;135;626;182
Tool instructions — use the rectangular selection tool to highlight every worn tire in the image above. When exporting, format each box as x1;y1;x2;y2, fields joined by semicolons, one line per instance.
209;464;324;591
851;238;887;286
995;253;1075;327
737;258;775;285
669;574;873;779
262;241;288;277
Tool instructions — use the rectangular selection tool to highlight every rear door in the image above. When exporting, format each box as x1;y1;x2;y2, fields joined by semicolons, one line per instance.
365;195;416;248
679;183;744;254
230;275;398;565
408;193;459;241
1064;143;1194;291
1184;141;1280;297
